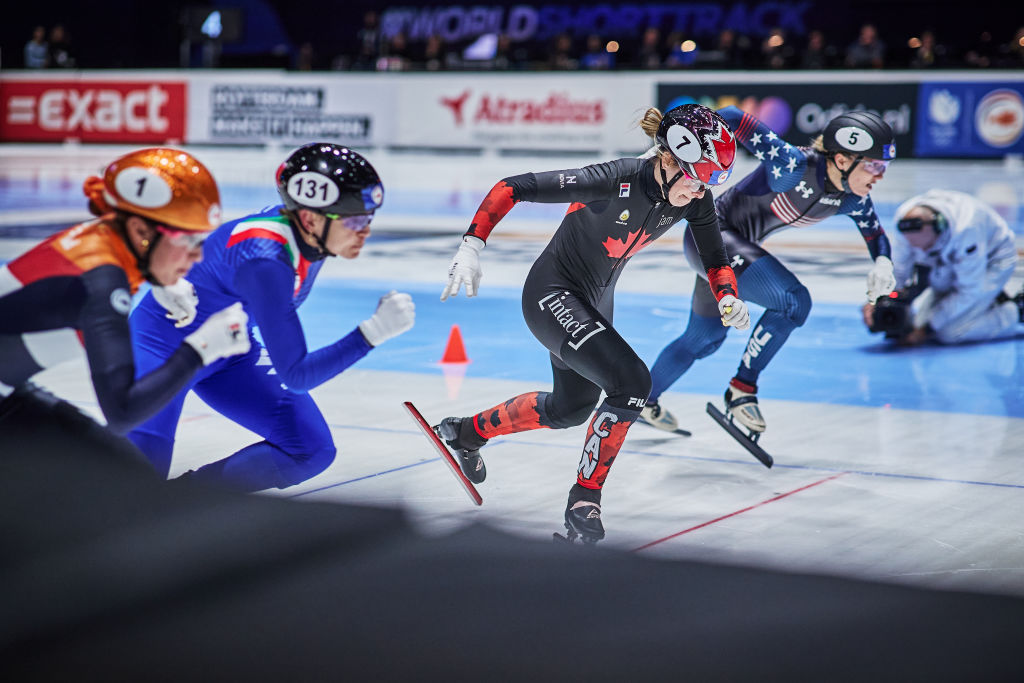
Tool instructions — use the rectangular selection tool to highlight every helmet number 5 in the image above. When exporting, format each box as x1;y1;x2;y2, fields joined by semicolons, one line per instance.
846;131;860;145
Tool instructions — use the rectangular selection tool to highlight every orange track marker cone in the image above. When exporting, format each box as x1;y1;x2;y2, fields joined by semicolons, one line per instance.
440;324;470;364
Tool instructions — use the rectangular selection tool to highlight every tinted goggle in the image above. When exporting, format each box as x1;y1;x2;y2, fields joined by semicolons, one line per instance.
681;166;731;192
860;158;891;175
156;224;207;248
896;217;931;233
324;212;374;232
679;171;710;192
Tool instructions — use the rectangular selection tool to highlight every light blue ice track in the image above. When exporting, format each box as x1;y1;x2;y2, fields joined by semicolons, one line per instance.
300;277;1024;420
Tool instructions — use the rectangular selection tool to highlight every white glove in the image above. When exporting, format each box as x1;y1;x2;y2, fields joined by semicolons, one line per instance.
151;278;198;328
866;255;896;302
718;295;751;330
440;236;484;301
359;291;415;346
184;302;250;365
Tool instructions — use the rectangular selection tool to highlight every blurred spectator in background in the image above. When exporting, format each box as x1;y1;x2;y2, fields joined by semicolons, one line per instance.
800;29;837;69
760;27;794;69
379;32;410;71
295;42;314;70
48;24;75;68
24;25;48;68
353;10;382;70
965;31;996;68
423;34;449;71
493;34;529;71
999;26;1024;67
909;30;946;69
635;26;663;69
664;32;699;68
846;23;885;68
580;34;615;70
699;29;749;69
548;33;577;70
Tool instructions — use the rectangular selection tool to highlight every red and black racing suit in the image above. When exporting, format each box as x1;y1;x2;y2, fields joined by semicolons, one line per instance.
457;156;738;499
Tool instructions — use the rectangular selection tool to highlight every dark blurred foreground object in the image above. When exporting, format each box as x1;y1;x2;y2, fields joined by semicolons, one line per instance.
2;443;1023;681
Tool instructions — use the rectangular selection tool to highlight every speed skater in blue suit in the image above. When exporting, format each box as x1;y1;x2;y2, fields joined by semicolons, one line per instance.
128;143;415;491
641;108;898;435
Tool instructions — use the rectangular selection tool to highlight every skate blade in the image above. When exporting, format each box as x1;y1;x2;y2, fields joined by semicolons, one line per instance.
403;401;483;506
552;529;601;545
636;416;692;437
706;402;774;468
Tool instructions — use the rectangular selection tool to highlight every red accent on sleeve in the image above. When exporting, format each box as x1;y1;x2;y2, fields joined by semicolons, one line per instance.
465;181;517;242
707;266;738;301
565;202;586;215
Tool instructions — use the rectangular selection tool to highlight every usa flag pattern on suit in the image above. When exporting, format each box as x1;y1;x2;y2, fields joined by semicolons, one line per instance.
715;105;891;260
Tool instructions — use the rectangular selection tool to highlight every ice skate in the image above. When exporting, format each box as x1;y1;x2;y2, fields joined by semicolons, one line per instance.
403;402;482;505
705;379;774;468
639;402;678;432
436;416;487;484
562;500;605;543
724;380;766;433
554;485;605;544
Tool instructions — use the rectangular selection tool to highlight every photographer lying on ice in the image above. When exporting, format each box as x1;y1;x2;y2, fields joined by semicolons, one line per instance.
862;189;1022;345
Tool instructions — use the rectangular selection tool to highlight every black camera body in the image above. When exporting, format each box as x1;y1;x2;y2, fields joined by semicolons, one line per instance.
870;295;913;338
868;264;931;340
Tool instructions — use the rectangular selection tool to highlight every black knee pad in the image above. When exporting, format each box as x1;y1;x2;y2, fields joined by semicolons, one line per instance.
605;357;651;410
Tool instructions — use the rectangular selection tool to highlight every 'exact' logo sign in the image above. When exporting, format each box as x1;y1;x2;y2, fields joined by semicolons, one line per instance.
1;81;187;143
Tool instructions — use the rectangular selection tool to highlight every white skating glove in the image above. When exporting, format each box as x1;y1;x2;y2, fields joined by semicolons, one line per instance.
151;277;199;328
440;236;484;301
184;302;250;365
718;295;751;330
866;255;896;302
359;290;415;346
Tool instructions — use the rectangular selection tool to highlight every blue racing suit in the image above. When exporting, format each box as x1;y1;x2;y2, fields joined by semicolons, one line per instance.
128;206;373;491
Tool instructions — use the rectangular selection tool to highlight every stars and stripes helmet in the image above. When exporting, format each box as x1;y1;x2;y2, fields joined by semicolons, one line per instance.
655;104;737;188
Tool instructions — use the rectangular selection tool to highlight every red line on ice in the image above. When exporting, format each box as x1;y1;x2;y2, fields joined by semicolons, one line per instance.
632;471;848;552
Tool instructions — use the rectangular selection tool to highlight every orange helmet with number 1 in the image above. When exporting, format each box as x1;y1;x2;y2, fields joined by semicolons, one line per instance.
84;148;222;233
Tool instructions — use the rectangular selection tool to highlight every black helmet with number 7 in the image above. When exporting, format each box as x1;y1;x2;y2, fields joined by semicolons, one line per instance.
275;142;384;216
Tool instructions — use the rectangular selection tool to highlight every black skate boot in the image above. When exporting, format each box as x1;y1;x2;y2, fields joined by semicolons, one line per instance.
436;417;487;484
562;484;605;544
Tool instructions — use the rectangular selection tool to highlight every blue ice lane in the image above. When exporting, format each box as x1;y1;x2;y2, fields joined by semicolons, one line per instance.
297;279;1024;420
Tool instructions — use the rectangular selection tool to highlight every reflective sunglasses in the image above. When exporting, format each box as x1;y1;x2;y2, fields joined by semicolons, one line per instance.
324;212;374;232
156;224;207;248
679;172;709;192
859;158;891;175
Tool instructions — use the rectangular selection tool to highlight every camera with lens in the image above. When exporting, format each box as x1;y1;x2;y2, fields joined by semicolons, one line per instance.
869;294;913;338
868;264;930;339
